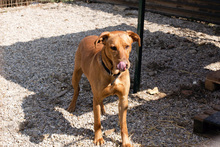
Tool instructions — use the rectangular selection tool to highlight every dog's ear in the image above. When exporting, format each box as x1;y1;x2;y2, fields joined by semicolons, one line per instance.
126;30;141;47
94;32;110;48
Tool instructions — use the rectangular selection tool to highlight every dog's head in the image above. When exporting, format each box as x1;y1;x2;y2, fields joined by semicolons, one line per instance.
95;30;141;75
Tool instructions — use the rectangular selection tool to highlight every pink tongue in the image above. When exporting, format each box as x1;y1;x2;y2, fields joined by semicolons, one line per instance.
117;61;126;71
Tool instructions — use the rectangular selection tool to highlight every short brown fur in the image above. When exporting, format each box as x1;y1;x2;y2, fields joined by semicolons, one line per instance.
67;31;140;147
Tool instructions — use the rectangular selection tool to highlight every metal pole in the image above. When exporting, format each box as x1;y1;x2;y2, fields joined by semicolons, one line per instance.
133;0;145;93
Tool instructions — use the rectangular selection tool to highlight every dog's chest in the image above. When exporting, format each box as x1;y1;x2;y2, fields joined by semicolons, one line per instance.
105;78;125;96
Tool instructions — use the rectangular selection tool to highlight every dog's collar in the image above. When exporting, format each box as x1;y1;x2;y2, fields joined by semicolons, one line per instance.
101;56;120;77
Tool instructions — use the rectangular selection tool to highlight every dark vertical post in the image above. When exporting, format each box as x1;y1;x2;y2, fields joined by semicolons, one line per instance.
133;0;145;93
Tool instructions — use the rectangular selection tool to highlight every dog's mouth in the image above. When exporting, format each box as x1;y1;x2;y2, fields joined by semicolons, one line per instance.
116;61;128;72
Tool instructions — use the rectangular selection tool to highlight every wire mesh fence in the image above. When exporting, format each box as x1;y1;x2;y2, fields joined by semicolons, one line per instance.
0;0;73;8
0;0;48;8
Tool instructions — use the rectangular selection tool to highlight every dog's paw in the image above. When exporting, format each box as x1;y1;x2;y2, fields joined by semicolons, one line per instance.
122;143;133;147
67;106;75;113
93;137;105;146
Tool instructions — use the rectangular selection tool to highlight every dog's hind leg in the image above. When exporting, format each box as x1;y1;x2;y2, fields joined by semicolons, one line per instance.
67;67;83;112
67;49;83;113
100;101;106;115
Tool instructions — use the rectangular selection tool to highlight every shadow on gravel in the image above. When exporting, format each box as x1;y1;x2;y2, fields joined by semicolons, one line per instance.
139;29;220;93
74;1;220;36
1;24;138;144
1;18;220;146
19;93;94;144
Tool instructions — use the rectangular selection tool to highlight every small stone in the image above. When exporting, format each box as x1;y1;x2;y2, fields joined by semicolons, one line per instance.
125;10;138;16
19;121;28;131
193;81;197;85
53;142;62;146
43;134;50;140
189;49;197;54
181;90;193;96
20;121;35;129
31;129;41;138
168;45;175;49
104;128;115;136
198;41;206;46
147;87;159;95
148;71;157;76
157;92;167;98
113;5;127;12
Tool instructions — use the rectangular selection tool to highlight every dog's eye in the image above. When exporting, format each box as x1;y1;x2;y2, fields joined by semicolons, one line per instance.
110;46;117;50
125;45;130;50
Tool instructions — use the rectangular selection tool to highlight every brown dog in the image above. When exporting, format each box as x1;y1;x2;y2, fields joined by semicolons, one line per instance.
67;30;140;146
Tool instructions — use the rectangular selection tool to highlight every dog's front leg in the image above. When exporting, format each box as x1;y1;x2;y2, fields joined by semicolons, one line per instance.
118;96;132;147
93;98;105;145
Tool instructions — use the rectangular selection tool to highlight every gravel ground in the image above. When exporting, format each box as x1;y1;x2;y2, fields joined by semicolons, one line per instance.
0;1;220;146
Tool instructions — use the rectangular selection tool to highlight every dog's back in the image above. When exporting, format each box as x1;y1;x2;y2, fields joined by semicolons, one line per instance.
75;35;103;77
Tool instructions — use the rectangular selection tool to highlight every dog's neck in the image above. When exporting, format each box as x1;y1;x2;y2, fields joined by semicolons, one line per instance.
101;48;113;73
100;47;120;78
